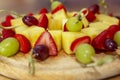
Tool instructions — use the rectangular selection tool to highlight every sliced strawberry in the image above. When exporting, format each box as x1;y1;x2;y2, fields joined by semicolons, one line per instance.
34;31;58;56
1;21;7;26
92;30;108;50
51;4;66;14
63;23;68;31
83;9;96;22
1;15;14;27
14;34;31;53
2;29;15;39
5;15;14;26
39;8;48;14
92;25;120;50
70;36;91;52
38;13;48;29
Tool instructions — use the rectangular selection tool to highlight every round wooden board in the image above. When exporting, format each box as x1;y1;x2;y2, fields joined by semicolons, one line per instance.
0;50;120;80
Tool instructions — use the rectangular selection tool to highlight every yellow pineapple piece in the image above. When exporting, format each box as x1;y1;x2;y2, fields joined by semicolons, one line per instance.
62;32;86;54
22;26;45;47
67;11;77;18
49;30;62;51
11;17;27;26
81;27;103;40
96;14;119;25
48;9;67;30
89;22;110;30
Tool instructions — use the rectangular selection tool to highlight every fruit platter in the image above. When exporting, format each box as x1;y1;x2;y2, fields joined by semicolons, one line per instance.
0;0;120;80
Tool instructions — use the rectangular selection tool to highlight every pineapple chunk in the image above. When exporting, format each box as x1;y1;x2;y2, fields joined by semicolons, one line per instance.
14;26;28;34
67;11;77;18
22;26;45;47
96;14;119;25
62;32;86;54
48;9;67;30
89;22;110;30
81;27;103;40
11;17;27;26
82;17;89;28
49;30;62;51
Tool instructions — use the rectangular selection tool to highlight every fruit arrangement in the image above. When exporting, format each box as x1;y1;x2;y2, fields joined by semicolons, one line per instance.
0;0;120;79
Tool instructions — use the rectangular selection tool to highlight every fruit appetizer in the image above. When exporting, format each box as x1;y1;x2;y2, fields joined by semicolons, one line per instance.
0;0;120;80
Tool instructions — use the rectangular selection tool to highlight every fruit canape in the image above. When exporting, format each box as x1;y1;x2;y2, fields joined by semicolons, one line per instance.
0;0;120;80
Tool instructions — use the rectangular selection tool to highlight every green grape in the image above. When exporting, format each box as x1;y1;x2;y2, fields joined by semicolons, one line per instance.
51;1;61;10
75;43;95;64
114;31;120;46
66;17;83;32
0;37;19;57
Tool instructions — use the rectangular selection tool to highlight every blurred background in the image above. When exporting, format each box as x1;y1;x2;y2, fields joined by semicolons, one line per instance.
0;0;119;20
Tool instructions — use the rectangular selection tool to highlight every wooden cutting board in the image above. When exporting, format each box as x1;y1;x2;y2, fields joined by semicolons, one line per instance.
0;75;120;80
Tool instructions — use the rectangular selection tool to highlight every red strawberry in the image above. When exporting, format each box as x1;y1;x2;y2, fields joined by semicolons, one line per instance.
5;15;14;26
1;15;14;27
2;29;15;39
92;25;120;50
34;31;58;56
63;23;68;31
70;36;91;52
83;9;96;22
39;8;48;14
51;4;66;14
38;13;48;29
1;21;7;27
14;34;31;53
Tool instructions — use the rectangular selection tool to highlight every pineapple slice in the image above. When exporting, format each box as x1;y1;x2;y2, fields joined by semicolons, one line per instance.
21;26;45;47
48;9;67;30
89;22;110;30
62;32;86;54
96;14;119;25
81;27;103;40
11;17;27;26
49;30;62;51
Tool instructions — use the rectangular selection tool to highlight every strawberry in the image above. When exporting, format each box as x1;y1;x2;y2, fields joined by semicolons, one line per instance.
38;13;48;29
63;23;68;31
70;36;91;52
92;25;120;50
1;15;14;27
34;31;58;56
2;29;15;39
6;15;14;22
39;8;48;14
14;34;31;53
51;4;66;14
1;21;7;27
83;9;96;22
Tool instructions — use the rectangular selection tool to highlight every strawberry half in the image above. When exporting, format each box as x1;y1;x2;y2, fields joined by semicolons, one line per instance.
14;34;31;53
51;4;66;14
83;9;96;22
92;25;120;50
38;13;48;29
63;23;68;31
1;15;14;27
39;8;48;14
70;36;91;52
34;31;58;56
2;29;15;39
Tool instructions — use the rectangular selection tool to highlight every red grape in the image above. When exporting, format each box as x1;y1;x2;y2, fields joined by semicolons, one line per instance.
22;15;38;26
33;45;49;61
